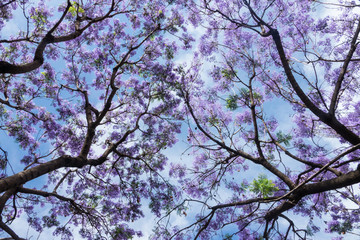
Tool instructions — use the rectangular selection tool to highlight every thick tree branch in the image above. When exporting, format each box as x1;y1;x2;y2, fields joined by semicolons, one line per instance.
276;143;360;201
271;29;360;145
0;1;72;74
0;188;17;213
264;144;360;220
265;168;360;221
0;0;16;8
0;221;25;240
329;20;360;115
0;0;123;75
194;210;215;240
0;156;83;193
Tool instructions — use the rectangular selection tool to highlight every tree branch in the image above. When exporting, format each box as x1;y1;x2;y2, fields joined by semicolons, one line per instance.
0;1;72;74
329;20;360;115
271;29;360;145
0;155;83;193
0;0;125;75
0;221;25;240
265;168;360;221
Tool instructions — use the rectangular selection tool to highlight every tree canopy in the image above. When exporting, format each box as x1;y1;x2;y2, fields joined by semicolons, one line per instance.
1;0;360;239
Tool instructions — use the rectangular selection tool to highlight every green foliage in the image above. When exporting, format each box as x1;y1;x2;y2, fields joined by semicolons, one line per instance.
42;215;60;228
239;88;249;97
30;8;47;33
69;1;85;17
113;226;133;239
306;225;314;236
0;104;7;121
221;68;235;80
84;194;103;209
330;220;353;234
0;155;6;170
208;115;219;125
224;234;232;240
252;91;262;101
40;71;52;84
30;9;47;24
249;174;278;198
276;131;292;146
225;87;263;110
152;91;166;102
225;94;238;110
239;88;263;103
165;46;174;60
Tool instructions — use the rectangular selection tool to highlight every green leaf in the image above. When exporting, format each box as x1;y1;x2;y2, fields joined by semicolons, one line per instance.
224;234;232;240
249;174;278;198
113;226;134;239
69;1;85;17
276;131;292;146
31;8;47;27
330;220;353;234
225;94;238;110
165;46;174;60
306;225;314;236
208;115;219;125
221;68;236;80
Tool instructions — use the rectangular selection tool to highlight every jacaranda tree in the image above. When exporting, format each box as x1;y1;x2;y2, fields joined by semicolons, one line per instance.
155;0;360;239
0;0;191;239
1;0;360;239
